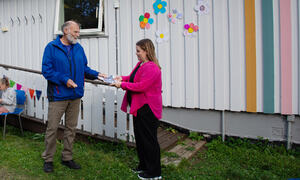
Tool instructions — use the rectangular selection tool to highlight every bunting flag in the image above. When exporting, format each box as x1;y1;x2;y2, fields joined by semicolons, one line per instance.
9;80;15;88
36;90;42;101
2;75;43;101
16;83;22;90
29;88;35;99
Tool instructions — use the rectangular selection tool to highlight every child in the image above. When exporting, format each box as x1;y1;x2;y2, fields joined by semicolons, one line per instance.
0;77;16;113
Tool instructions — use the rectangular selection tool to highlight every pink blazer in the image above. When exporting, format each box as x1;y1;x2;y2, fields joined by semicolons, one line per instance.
120;61;162;119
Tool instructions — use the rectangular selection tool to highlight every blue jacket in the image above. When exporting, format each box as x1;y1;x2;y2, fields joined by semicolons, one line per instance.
42;36;99;101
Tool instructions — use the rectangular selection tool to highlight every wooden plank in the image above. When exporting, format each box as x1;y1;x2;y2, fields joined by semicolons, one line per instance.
212;0;230;110
159;133;181;150
82;83;92;132
129;113;134;142
183;0;199;108
162;139;206;166
104;87;115;138
273;0;280;113
291;0;299;114
98;38;109;74
280;0;292;114
298;0;300;115
107;0;116;75
245;0;257;112
31;0;40;70
156;0;171;106
119;0;133;75
262;0;275;113
228;0;245;111
198;0;214;110
35;76;44;119
181;140;206;159
89;38;99;71
0;0;3;64
169;0;185;107
157;128;169;138
91;86;103;135
117;89;127;140
255;0;263;112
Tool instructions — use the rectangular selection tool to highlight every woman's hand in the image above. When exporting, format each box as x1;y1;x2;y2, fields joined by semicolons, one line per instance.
114;76;122;82
111;80;122;88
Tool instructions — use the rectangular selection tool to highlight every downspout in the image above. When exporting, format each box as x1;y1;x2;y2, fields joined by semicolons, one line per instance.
114;0;120;74
287;115;295;149
222;110;225;141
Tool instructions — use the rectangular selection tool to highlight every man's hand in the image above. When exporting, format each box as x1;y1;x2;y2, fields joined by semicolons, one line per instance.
0;99;2;104
98;73;108;79
66;79;78;88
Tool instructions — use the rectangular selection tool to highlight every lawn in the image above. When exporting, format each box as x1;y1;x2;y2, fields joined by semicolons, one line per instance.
0;125;299;180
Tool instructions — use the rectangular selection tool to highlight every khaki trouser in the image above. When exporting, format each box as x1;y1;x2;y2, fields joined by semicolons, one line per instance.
42;98;80;162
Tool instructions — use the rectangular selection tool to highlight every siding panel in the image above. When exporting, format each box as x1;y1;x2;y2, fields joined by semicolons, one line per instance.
0;0;300;116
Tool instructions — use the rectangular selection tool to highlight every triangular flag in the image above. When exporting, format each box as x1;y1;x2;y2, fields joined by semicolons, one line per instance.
29;89;35;99
21;86;28;92
36;90;42;101
9;80;15;88
16;83;22;90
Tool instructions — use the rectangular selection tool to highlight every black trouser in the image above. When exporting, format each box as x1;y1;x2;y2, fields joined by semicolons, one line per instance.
133;104;161;176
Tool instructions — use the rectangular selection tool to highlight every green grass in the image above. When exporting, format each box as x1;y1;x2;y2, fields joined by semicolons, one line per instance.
0;125;300;180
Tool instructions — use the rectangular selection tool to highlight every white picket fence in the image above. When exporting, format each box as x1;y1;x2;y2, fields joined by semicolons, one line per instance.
0;67;135;142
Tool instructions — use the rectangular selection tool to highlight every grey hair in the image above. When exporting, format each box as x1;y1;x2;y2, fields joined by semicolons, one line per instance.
61;20;80;34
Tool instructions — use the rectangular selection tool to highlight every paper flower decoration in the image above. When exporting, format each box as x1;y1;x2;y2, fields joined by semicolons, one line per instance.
167;8;183;24
156;30;169;43
194;0;209;15
139;12;154;29
153;0;167;14
183;23;199;37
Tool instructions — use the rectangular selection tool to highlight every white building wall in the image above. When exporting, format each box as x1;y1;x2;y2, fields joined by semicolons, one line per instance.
0;0;300;115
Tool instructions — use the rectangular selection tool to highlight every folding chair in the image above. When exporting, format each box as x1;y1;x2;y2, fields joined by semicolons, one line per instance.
1;90;26;139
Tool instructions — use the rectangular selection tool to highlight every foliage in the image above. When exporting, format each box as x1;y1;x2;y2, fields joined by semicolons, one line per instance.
166;127;177;134
188;131;204;141
0;125;300;180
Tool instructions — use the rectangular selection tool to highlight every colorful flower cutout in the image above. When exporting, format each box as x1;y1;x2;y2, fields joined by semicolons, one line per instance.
167;8;183;24
194;0;210;15
156;30;169;44
153;0;167;14
139;12;154;29
183;23;199;37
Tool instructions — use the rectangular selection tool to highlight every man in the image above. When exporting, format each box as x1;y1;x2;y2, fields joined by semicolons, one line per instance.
41;20;104;173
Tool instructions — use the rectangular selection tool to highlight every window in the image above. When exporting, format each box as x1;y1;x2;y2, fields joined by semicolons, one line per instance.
54;0;104;36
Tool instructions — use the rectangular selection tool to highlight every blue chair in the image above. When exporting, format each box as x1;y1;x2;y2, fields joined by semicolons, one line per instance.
1;90;26;139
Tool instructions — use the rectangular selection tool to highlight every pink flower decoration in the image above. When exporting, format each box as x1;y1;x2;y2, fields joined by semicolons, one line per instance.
184;24;190;30
183;23;199;37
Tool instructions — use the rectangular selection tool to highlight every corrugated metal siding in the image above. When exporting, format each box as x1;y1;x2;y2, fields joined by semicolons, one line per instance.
1;0;300;115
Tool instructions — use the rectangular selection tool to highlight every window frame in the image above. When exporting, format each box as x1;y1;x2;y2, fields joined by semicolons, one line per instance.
54;0;105;36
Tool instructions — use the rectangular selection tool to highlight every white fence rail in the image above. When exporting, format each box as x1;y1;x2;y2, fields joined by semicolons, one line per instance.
0;66;135;142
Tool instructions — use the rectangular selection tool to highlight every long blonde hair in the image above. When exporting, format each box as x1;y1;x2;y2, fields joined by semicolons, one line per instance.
136;39;161;69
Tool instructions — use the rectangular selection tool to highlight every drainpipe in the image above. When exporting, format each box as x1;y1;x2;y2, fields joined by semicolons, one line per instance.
287;115;295;150
114;0;120;74
222;110;225;141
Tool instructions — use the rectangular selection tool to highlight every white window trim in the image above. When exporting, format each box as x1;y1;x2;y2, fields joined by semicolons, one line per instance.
54;0;105;36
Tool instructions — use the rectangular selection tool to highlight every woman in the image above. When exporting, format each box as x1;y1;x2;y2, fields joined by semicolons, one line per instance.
0;76;16;114
112;39;162;180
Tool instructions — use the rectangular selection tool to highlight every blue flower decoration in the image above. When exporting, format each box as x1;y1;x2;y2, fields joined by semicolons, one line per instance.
153;0;167;14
